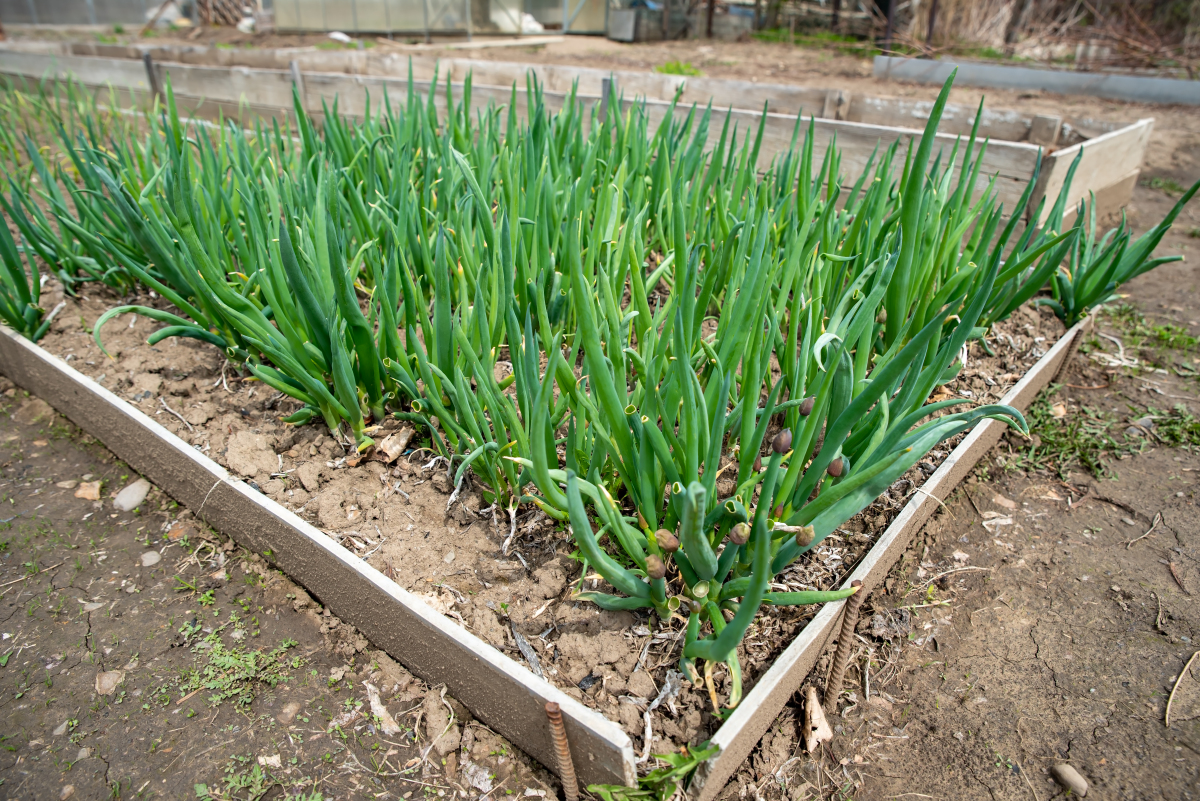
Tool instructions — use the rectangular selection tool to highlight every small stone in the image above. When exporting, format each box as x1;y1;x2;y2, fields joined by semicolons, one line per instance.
140;551;161;567
992;494;1017;510
95;670;124;696
76;747;91;761
13;398;54;426
82;602;104;612
952;550;970;563
277;700;302;724
53;721;69;736
166;521;198;541
1122;517;1136;527
113;478;151;511
443;550;455;564
257;754;282;769
1050;764;1088;797
60;785;75;800
74;481;102;501
56;480;78;490
1050;402;1067;418
1134;416;1155;429
1176;491;1185;498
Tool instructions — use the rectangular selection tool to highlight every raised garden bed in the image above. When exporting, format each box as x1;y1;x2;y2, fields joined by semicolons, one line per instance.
0;300;1087;799
1;48;1165;800
0;42;1153;224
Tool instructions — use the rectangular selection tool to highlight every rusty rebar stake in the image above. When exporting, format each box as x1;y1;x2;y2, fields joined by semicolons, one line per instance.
824;580;864;713
545;702;579;801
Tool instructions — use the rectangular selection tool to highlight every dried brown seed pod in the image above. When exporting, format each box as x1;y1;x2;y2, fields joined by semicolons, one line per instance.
645;554;667;580
794;524;815;548
655;529;680;552
827;457;845;478
772;429;793;454
875;309;887;324
727;522;751;546
753;452;763;473
798;396;815;416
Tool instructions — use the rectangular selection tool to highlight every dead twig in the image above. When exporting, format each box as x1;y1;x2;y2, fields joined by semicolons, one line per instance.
0;562;64;588
912;487;955;519
1165;651;1199;728
1125;512;1162;549
159;396;195;433
919;566;992;588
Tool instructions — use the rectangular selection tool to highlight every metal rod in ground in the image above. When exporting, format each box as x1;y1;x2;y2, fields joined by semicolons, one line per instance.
545;702;579;801
142;54;162;105
823;579;864;713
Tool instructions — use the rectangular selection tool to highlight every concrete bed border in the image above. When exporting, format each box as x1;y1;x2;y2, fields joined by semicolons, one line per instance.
875;55;1200;107
0;317;1089;799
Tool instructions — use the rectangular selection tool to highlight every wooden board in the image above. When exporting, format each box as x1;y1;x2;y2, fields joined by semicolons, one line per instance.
630;97;1043;210
0;328;638;789
847;94;1032;141
1031;118;1154;225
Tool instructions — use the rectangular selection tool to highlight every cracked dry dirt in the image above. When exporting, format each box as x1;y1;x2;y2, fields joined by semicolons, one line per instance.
0;390;555;800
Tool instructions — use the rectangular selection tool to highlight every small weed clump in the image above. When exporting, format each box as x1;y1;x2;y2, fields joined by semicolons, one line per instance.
194;754;276;801
1010;387;1139;478
654;60;702;76
1149;404;1200;450
1103;304;1199;355
178;630;301;708
1143;176;1189;196
1011;391;1200;477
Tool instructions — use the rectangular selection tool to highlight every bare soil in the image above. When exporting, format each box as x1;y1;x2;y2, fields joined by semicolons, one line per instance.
0;382;554;799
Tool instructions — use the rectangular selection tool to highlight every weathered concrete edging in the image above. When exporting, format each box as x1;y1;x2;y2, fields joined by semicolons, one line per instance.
875;55;1200;107
0;316;1087;798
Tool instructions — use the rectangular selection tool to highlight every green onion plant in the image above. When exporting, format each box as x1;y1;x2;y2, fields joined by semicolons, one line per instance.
0;68;1195;708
